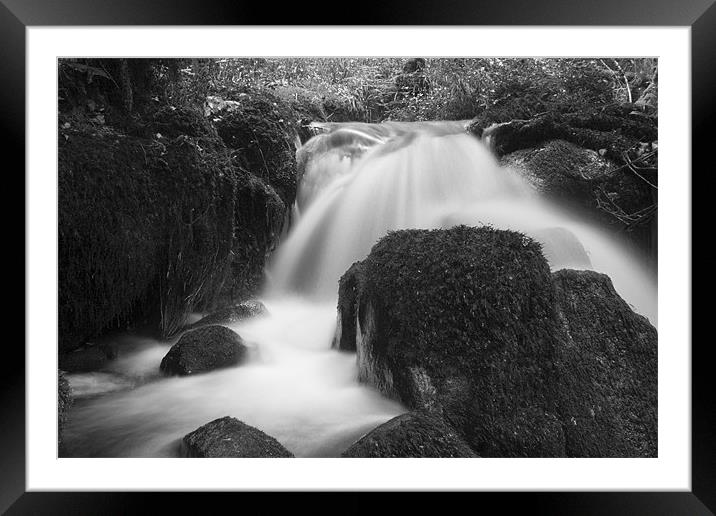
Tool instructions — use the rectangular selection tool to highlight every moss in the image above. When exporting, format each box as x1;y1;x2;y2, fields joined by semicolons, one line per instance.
346;225;565;456
472;110;655;165
361;226;557;377
552;269;657;457
181;416;294;458
341;411;477;458
58;104;288;348
160;325;247;376
213;88;300;206
338;226;658;457
143;105;217;139
501;140;654;237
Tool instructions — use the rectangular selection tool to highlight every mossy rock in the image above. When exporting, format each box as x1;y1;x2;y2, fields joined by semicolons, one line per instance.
181;416;294;457
59;106;285;349
553;269;657;457
213;88;299;206
341;412;477;458
160;325;248;376
502;139;654;234
338;226;565;457
335;226;658;457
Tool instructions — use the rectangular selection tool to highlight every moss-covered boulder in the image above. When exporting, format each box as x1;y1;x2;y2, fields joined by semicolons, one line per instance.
553;269;657;457
58;371;73;451
160;325;248;376
341;412;477;458
335;226;658;457
58;103;287;349
338;226;565;457
181;416;294;457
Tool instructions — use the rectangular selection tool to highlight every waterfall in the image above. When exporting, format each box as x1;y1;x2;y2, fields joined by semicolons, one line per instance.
63;120;657;458
269;121;657;326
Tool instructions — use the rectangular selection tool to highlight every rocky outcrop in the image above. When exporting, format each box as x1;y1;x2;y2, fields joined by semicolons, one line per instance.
553;269;657;457
337;226;566;457
58;371;73;451
187;300;268;331
469;107;658;261
59;89;294;351
181;416;294;457
501;140;654;234
160;325;248;376
334;226;658;457
341;412;477;458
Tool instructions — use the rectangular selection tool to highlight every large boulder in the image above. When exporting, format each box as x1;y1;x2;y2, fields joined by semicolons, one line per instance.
335;226;658;457
181;416;294;457
59;88;291;351
187;300;268;331
552;269;657;457
338;226;565;457
160;325;248;376
341;412;477;458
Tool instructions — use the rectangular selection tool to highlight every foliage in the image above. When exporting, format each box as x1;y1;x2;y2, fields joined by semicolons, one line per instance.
194;57;656;124
59;57;657;127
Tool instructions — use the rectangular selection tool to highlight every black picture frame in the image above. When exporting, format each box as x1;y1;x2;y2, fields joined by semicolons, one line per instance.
6;0;713;513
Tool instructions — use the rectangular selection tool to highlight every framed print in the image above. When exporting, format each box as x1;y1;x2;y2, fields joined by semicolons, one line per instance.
6;0;713;513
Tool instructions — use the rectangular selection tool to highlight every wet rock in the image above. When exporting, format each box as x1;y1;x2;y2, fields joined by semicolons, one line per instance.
553;269;657;457
341;412;477;458
338;226;566;457
181;416;294;457
501;139;656;260
332;262;365;352
188;300;268;330
160;325;248;376
335;225;658;458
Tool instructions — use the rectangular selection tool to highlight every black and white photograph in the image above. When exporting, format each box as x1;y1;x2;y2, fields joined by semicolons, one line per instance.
57;56;659;459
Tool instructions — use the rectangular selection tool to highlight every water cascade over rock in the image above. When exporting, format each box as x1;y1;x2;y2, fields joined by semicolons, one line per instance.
269;121;656;326
62;120;657;458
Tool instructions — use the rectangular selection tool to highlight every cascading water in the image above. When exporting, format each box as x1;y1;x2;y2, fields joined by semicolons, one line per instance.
64;121;657;457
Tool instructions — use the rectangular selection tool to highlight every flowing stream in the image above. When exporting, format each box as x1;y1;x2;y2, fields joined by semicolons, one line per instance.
64;121;657;457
